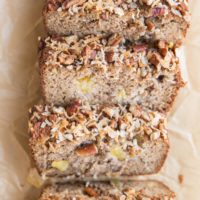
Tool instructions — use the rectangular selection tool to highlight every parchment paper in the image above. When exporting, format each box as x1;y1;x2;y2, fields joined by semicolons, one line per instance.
0;0;199;199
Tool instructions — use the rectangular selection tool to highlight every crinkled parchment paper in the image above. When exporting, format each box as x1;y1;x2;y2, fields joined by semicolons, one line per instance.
0;0;200;199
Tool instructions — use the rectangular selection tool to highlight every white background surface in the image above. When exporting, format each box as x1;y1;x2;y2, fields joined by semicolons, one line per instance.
0;0;199;199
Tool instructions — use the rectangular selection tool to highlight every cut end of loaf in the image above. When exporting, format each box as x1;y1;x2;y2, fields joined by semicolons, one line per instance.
29;103;169;180
39;180;176;200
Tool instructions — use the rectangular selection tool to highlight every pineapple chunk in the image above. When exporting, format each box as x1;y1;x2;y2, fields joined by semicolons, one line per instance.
168;41;174;49
27;168;43;188
117;89;126;101
51;160;69;172
110;145;126;161
77;76;94;94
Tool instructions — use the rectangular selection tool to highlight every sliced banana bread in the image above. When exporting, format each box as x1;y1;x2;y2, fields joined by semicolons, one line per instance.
39;34;184;113
43;0;190;45
29;102;169;181
39;180;175;200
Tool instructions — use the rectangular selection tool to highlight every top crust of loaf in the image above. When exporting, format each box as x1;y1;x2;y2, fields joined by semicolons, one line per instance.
39;180;175;200
44;0;190;21
29;102;168;145
39;34;181;75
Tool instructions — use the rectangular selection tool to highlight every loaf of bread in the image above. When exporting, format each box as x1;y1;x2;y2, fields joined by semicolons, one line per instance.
39;34;184;113
39;180;175;200
29;102;169;181
43;0;190;45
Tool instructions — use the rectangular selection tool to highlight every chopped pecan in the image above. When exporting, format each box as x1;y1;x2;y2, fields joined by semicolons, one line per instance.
101;12;109;20
105;51;115;63
157;40;167;49
48;114;57;122
133;44;147;53
178;2;188;15
160;48;168;57
87;120;97;129
46;3;56;11
81;45;91;57
84;187;98;197
149;53;160;66
32;122;50;140
63;0;86;9
129;106;141;117
157;41;168;57
66;100;81;115
75;143;98;156
102;107;114;118
145;19;155;31
152;7;166;17
108;35;123;46
57;52;76;65
81;45;97;59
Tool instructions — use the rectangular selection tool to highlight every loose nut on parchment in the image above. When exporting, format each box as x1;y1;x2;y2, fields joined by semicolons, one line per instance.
75;143;98;156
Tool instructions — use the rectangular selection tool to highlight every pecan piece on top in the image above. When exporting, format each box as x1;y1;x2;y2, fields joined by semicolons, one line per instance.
108;35;123;46
133;44;148;53
152;7;166;17
149;53;160;66
57;52;76;65
105;51;115;63
66;100;81;115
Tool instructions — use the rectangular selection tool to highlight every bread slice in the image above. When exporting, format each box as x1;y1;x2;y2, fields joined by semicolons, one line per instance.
39;180;175;200
39;34;184;114
29;102;169;181
43;0;190;45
